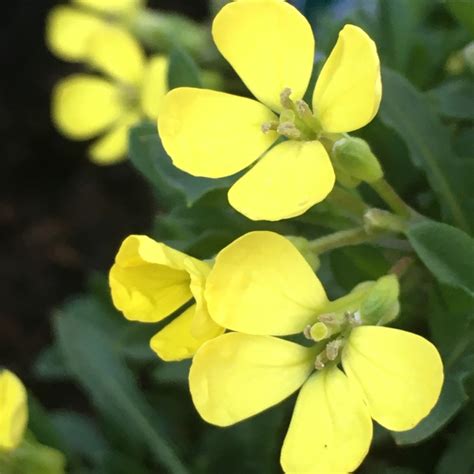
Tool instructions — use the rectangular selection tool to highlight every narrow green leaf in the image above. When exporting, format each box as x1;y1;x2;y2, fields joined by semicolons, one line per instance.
129;122;233;207
428;79;474;120
407;220;474;296
379;68;473;233
54;299;189;474
168;46;202;89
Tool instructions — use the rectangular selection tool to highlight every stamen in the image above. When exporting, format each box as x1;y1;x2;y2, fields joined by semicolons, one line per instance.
280;87;294;110
261;121;278;134
326;339;344;361
277;122;302;140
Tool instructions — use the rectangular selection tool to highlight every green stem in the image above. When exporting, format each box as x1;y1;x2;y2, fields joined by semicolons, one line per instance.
308;227;377;254
370;178;412;218
326;186;369;217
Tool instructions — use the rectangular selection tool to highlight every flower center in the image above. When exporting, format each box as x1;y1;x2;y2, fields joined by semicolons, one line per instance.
304;310;362;370
261;87;322;141
119;84;139;110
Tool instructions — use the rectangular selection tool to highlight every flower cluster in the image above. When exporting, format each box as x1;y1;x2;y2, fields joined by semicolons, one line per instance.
102;1;446;472
110;230;443;472
47;0;167;164
159;0;381;221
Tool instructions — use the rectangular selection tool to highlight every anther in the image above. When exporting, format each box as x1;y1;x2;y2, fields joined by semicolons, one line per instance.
303;325;313;340
326;339;344;361
280;87;294;110
261;121;278;134
277;122;302;139
315;353;326;370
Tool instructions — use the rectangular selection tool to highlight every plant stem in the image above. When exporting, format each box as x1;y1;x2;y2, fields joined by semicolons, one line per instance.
308;227;377;254
370;178;412;218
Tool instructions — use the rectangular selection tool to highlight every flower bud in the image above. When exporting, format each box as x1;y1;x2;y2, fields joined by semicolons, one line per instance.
360;275;400;325
332;137;383;184
285;236;320;271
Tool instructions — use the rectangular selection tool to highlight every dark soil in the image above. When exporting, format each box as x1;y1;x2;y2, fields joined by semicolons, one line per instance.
0;0;207;388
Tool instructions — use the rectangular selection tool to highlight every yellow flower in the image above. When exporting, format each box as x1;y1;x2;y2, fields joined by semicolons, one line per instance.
52;25;168;165
0;370;28;452
189;231;444;473
46;0;145;62
109;235;224;361
158;0;381;221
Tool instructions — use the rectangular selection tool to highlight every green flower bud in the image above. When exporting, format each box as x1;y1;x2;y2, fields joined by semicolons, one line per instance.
285;236;320;271
332;137;383;184
360;274;400;325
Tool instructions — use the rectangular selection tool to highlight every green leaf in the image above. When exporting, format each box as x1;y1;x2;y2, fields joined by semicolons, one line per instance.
54;298;189;474
330;245;391;292
129;122;233;207
445;0;474;35
436;405;474;474
33;345;69;381
51;412;108;466
428;79;474;120
406;220;474;296
168;46;202;89
379;68;473;233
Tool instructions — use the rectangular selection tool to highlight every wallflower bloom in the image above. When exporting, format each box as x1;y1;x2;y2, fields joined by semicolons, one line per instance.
159;0;381;221
109;235;223;360
46;0;144;62
189;231;444;473
52;25;167;165
0;370;28;452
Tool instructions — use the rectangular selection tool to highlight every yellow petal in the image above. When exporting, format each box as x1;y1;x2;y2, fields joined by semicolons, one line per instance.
46;6;105;61
86;26;145;85
89;111;140;165
52;74;124;140
0;370;28;451
342;326;444;431
150;305;224;361
73;0;144;15
212;0;314;112
158;88;277;178
205;231;328;335
141;56;169;120
184;259;220;339
228;140;335;221
313;24;381;133
281;367;372;473
109;235;198;322
189;333;314;426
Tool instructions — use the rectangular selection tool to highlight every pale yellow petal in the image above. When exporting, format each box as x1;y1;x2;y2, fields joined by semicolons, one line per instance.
342;326;444;431
46;6;105;61
86;25;145;85
141;56;168;120
189;333;314;426
0;370;28;451
184;259;221;339
158;88;277;178
150;306;224;361
109;235;198;322
228;140;335;221
73;0;144;15
313;24;381;133
52;74;124;139
205;231;328;336
89;111;141;165
281;367;372;473
212;0;314;112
